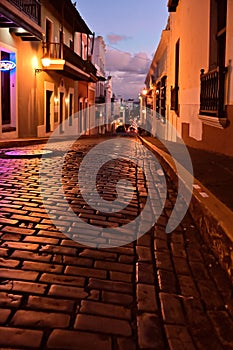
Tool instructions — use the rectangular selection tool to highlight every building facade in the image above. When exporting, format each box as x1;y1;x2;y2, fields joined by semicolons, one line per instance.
0;0;98;139
93;36;106;104
144;0;233;156
92;35;113;131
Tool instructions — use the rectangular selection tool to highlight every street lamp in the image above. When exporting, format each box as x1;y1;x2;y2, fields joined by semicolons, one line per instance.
142;88;148;96
41;53;51;67
35;53;51;74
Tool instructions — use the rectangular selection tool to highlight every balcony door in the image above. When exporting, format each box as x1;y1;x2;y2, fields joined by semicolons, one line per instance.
45;19;52;55
59;30;64;59
44;82;54;134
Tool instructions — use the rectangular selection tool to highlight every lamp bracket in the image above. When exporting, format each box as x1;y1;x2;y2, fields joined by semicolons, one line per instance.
35;68;43;74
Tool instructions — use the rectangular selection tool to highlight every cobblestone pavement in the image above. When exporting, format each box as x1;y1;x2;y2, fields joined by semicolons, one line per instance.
0;136;233;350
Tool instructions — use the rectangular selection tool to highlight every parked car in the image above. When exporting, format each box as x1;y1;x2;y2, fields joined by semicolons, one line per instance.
127;125;138;133
116;124;126;133
127;122;138;135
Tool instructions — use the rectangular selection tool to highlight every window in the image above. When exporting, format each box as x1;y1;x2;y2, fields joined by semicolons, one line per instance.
200;0;227;118
70;40;74;50
156;81;160;114
160;76;167;118
171;39;179;113
209;0;227;70
156;77;167;119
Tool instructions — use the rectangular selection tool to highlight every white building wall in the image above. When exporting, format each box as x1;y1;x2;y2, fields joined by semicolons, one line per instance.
93;36;105;76
93;36;106;101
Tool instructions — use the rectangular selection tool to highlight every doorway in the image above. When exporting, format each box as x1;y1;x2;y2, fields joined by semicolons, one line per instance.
45;19;52;55
79;101;83;133
46;90;52;133
60;91;64;133
1;51;11;125
69;93;73;126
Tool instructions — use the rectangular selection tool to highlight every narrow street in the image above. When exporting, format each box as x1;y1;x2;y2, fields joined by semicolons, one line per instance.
0;135;233;350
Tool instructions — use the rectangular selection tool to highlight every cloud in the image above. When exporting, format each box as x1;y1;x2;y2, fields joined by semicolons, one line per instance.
106;34;130;44
105;49;151;99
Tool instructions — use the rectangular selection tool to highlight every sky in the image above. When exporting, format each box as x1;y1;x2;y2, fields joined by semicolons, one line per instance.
76;0;168;99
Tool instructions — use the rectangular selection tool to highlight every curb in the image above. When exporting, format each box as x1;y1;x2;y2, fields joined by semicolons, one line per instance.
0;138;49;149
139;136;233;282
0;134;120;150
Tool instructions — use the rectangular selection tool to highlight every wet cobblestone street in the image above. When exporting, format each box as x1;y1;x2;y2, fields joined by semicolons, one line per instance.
0;136;233;350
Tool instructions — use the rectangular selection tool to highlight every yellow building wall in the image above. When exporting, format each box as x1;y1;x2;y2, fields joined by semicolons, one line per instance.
0;4;96;139
167;0;210;140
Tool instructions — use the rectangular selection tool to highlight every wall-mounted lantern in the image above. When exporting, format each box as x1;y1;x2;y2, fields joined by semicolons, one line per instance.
35;53;51;74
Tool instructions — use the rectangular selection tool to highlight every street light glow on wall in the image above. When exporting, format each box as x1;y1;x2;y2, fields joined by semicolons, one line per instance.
32;56;39;70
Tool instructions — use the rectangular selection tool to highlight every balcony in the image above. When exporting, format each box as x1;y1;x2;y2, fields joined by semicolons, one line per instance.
95;96;106;104
7;0;41;25
42;42;98;82
43;0;92;35
0;0;42;40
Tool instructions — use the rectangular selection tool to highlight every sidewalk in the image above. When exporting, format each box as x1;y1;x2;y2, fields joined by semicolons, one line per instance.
140;136;233;282
0;134;113;150
140;136;233;211
0;137;49;149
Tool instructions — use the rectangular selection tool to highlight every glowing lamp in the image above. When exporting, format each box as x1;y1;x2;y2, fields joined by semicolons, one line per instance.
41;54;50;67
142;88;147;96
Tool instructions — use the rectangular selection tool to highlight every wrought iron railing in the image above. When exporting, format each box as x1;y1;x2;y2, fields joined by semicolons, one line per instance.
43;42;97;77
200;66;227;117
85;59;98;77
43;42;63;59
7;0;41;25
95;96;106;104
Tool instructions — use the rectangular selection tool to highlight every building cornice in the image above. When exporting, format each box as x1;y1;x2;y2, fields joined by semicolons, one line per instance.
167;0;179;12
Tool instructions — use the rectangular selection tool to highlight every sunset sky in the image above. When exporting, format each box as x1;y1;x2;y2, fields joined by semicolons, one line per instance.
76;0;168;99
